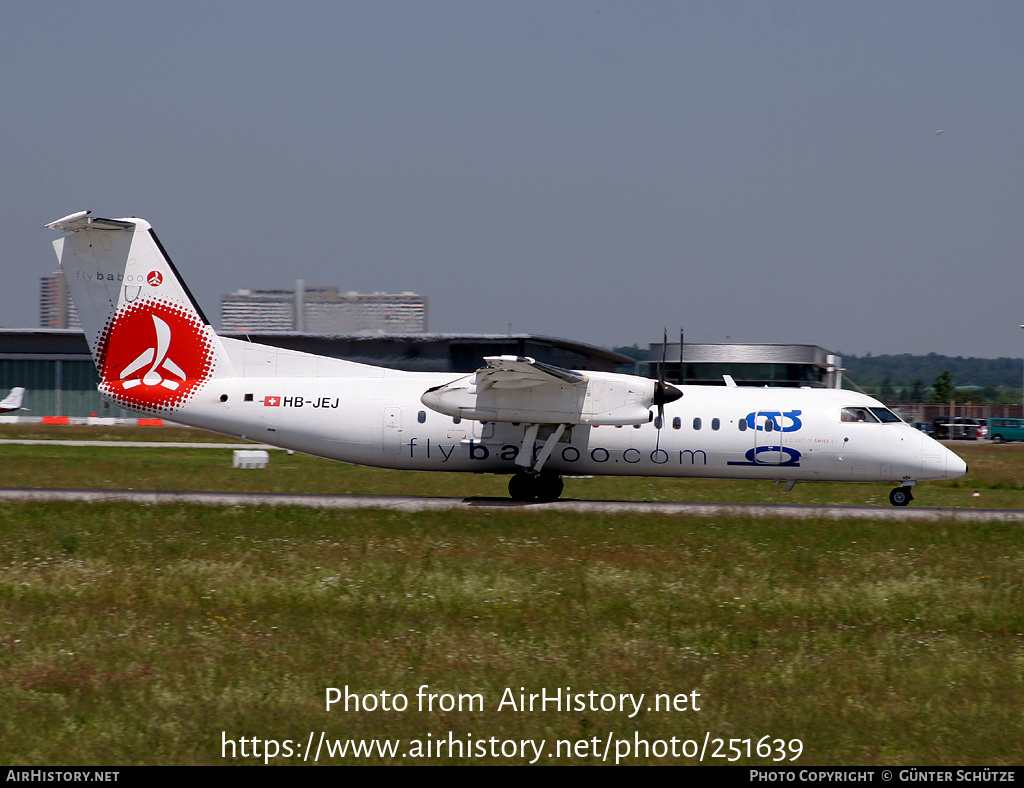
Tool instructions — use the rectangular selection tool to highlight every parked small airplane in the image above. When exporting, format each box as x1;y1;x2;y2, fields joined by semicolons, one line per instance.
46;211;966;505
0;387;25;413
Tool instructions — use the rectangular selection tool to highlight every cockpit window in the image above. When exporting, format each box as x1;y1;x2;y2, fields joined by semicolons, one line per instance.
841;407;879;423
841;406;902;423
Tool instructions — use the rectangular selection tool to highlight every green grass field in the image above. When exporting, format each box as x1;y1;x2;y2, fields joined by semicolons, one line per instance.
1;427;1022;765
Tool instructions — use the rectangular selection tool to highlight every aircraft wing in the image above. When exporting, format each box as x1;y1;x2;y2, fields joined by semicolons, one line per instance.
421;355;661;426
474;355;587;389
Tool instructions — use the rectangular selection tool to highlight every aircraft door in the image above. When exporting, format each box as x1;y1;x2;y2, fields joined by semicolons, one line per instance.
257;394;281;436
750;411;797;467
382;407;402;455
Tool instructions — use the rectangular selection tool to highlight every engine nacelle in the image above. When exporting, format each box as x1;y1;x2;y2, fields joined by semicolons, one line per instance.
421;358;679;426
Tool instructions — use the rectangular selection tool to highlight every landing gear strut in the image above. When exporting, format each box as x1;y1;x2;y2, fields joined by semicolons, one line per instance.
889;486;914;507
508;471;564;502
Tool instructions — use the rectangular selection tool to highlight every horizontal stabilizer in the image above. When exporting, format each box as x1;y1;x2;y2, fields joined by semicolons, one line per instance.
45;211;136;233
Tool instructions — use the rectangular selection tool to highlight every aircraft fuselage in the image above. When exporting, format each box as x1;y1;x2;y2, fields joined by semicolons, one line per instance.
169;372;963;485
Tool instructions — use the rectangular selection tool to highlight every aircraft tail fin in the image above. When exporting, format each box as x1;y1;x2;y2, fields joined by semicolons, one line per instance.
47;211;233;415
0;387;25;412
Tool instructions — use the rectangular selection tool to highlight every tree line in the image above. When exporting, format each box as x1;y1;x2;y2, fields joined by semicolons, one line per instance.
843;353;1022;404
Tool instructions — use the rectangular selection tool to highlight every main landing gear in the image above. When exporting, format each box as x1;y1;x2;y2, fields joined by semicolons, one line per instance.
508;422;569;501
508;471;565;502
889;486;914;507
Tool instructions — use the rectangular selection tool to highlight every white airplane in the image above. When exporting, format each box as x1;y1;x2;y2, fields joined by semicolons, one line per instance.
46;211;967;506
0;387;25;413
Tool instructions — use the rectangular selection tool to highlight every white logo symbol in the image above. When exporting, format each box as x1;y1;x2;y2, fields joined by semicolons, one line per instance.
119;315;186;390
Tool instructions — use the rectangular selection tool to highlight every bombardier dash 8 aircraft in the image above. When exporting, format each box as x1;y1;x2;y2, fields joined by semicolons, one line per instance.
46;211;966;506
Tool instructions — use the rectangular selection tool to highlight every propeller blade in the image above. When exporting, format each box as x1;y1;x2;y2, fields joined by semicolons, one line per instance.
653;331;682;449
660;328;668;386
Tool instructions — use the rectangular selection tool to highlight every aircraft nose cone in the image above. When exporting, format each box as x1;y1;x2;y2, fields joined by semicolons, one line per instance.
945;447;968;480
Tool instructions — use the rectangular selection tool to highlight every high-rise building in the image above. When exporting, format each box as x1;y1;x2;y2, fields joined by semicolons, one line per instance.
39;271;81;329
220;288;296;332
221;282;427;334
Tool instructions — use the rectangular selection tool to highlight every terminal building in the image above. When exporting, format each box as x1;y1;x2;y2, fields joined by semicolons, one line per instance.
6;320;1019;421
0;327;850;419
0;329;633;418
648;341;844;389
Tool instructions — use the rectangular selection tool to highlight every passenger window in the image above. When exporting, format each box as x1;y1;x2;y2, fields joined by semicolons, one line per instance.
673;417;681;430
738;420;747;432
693;417;701;431
712;418;720;430
418;410;426;423
764;419;774;432
453;416;461;424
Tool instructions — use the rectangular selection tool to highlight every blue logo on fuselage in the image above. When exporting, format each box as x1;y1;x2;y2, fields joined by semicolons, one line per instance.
728;409;804;466
727;445;802;467
744;410;803;432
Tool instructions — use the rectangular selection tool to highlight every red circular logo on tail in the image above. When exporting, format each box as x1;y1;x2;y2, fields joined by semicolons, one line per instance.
147;271;163;286
97;300;215;412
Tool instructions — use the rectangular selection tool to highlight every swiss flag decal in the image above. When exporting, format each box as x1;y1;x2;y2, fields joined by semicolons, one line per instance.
265;396;281;407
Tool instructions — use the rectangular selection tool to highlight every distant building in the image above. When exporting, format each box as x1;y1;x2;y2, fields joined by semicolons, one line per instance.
221;289;295;331
218;331;630;374
221;281;427;334
39;271;80;330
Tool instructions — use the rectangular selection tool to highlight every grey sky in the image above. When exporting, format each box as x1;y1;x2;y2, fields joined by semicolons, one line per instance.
3;2;1023;357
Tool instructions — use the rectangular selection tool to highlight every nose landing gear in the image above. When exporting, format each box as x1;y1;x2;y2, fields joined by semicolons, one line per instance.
889;486;914;506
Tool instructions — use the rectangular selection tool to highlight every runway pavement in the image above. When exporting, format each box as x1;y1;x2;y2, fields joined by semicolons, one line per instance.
2;486;1023;521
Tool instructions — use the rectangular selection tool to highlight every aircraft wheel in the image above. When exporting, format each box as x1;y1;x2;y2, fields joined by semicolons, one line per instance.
508;473;537;502
889;486;914;507
535;472;564;502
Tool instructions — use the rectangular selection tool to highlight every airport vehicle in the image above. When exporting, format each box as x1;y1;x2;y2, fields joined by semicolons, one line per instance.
933;416;983;440
46;211;967;506
988;418;1024;443
0;387;25;413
